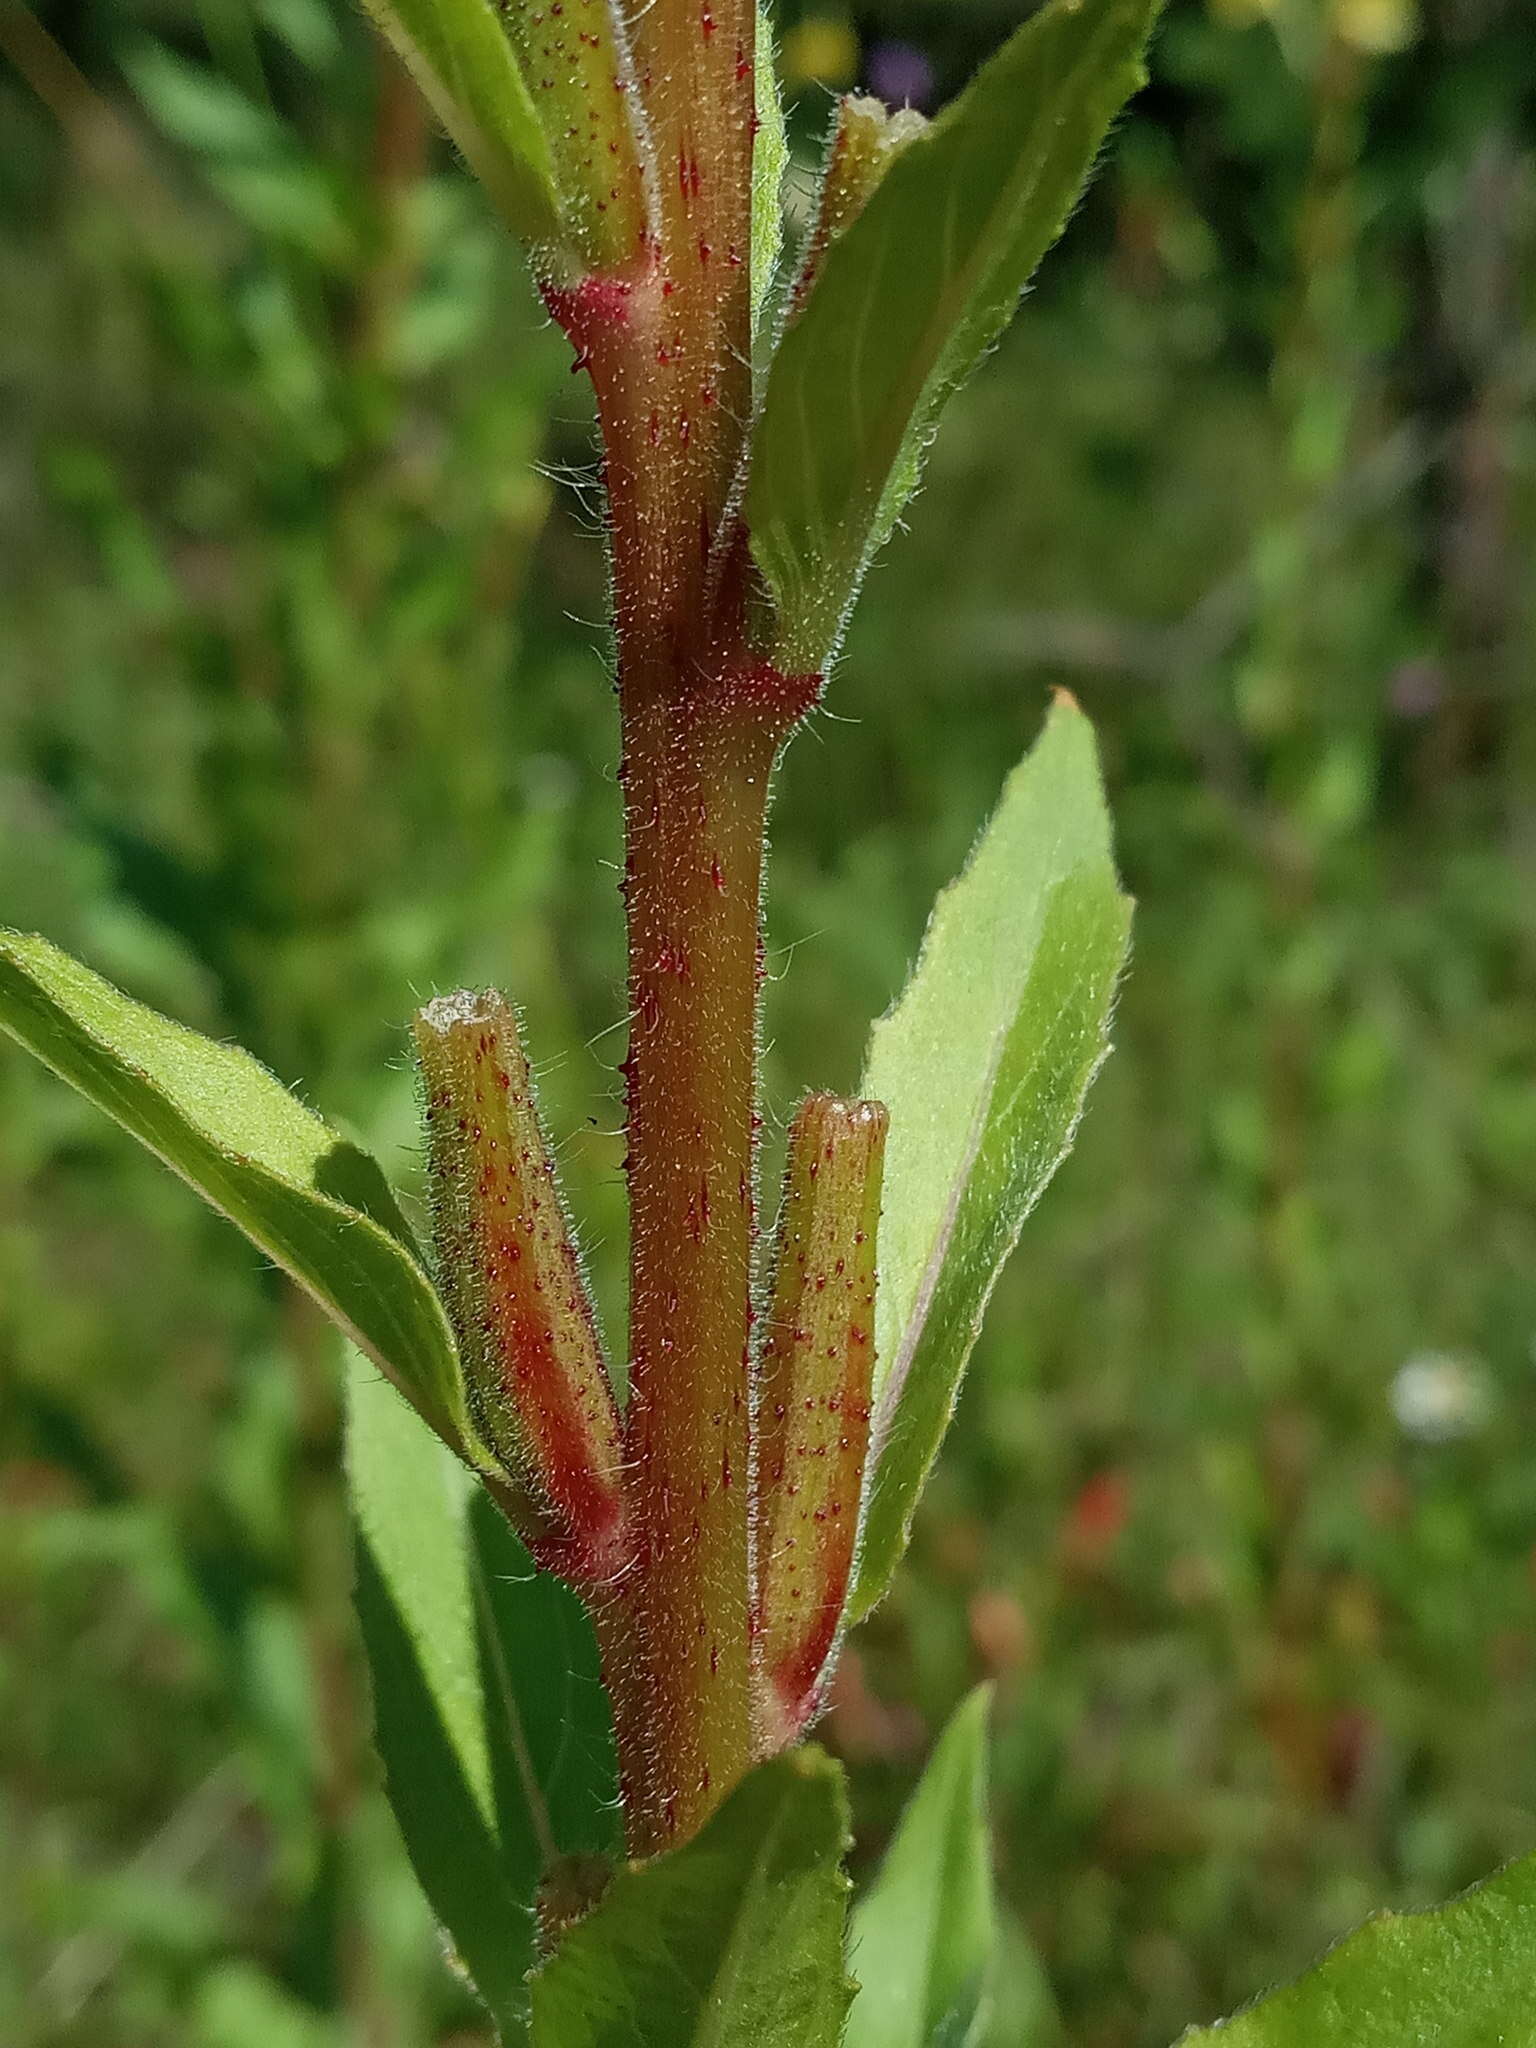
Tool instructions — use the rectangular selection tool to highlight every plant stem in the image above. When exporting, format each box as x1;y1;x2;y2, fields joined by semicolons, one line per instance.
623;0;756;554
612;684;774;1853
541;1;812;1849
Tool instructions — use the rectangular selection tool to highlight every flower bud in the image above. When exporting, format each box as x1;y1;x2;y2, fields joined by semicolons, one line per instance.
753;1091;886;1749
789;95;928;316
414;990;625;1581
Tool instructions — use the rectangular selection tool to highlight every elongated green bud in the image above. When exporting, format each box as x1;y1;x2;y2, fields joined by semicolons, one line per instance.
413;990;625;1581
495;0;650;271
753;1092;887;1751
789;95;928;316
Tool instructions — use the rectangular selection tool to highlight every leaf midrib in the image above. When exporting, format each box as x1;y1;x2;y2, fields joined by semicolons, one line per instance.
692;1782;796;2048
869;847;1074;1447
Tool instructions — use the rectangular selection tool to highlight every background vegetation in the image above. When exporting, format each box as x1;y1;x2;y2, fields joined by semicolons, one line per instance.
1;0;1533;2040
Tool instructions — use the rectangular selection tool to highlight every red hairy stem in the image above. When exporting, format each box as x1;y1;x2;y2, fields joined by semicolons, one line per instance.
561;344;820;1852
544;0;756;699
612;667;816;1857
537;0;810;1860
545;250;748;718
752;1093;885;1752
621;0;755;570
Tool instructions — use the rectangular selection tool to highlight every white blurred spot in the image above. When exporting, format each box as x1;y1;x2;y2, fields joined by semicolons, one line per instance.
1390;1353;1493;1444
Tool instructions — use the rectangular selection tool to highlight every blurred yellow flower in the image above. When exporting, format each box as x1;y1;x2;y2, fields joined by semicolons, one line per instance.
1335;0;1417;52
780;13;859;88
1207;0;1416;48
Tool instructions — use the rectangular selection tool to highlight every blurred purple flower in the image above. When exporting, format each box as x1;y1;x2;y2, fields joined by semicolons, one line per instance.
866;39;935;111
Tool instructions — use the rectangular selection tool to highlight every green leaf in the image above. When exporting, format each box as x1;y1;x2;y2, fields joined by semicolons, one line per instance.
349;1357;619;2043
746;0;1162;669
751;0;788;339
1174;1851;1536;2047
0;929;468;1453
847;1686;997;2048
848;699;1130;1621
491;0;648;271
984;1918;1061;2048
530;1749;853;2048
359;0;559;250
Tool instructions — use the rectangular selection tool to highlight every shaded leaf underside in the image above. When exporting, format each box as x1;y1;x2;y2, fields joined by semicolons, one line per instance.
349;1359;618;2043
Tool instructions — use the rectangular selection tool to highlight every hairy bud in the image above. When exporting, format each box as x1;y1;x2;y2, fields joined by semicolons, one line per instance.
413;990;625;1581
753;1091;887;1749
790;95;928;316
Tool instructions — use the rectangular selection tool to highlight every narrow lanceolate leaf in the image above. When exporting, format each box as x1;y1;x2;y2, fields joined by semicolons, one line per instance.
360;0;646;271
847;1687;996;2048
753;1093;886;1752
413;990;624;1584
1174;1850;1536;2048
530;1748;854;2048
985;1919;1062;2048
349;1356;619;2044
0;930;470;1457
848;698;1130;1622
751;0;788;336
746;0;1163;669
788;96;927;318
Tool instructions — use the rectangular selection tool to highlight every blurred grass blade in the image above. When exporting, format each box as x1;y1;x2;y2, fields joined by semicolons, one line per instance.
1174;1850;1536;2046
125;42;358;260
848;699;1130;1621
530;1749;853;2047
846;1686;996;2048
123;42;288;158
0;929;470;1453
349;1357;619;2043
746;0;1162;668
255;0;343;73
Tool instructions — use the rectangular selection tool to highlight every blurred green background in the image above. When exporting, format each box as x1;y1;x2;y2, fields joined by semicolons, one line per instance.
1;0;1533;2041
